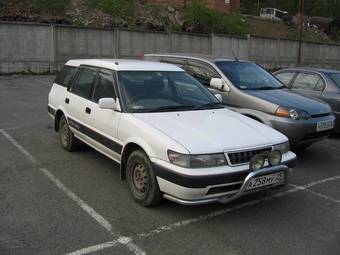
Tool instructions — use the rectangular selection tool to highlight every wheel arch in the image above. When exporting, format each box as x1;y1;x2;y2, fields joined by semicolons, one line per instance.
120;140;154;180
54;109;65;132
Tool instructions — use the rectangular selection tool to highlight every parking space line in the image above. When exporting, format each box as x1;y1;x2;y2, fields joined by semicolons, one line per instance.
29;77;52;87
289;184;340;204
64;240;120;255
0;129;146;255
136;177;340;239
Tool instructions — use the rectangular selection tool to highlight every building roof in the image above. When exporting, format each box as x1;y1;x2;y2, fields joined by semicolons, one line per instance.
65;59;184;72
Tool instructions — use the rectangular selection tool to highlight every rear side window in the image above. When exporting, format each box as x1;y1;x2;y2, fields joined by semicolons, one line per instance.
292;73;324;91
70;67;98;100
275;72;295;86
55;66;77;87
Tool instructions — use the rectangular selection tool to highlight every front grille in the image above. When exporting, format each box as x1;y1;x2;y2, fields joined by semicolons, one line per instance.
311;112;330;118
227;147;271;165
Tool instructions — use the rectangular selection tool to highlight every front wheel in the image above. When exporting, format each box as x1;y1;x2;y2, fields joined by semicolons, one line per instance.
58;115;79;151
126;150;162;206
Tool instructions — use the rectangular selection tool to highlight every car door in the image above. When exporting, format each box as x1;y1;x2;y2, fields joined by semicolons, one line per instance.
289;72;325;99
85;68;122;162
65;65;99;141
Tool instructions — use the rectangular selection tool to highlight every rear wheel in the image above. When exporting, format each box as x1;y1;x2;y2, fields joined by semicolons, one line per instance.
58;115;78;151
126;150;162;206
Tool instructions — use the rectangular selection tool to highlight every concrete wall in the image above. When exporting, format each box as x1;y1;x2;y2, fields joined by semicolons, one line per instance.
1;22;340;74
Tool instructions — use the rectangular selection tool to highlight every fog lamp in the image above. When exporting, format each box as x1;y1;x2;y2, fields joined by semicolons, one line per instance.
268;150;282;166
250;155;265;171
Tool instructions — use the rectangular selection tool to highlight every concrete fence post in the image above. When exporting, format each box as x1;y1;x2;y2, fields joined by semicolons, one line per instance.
210;33;214;55
168;30;172;53
114;28;120;58
276;38;281;68
247;34;251;60
50;24;57;71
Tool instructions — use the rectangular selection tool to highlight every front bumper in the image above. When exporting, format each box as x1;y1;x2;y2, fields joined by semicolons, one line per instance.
152;152;296;206
269;114;335;146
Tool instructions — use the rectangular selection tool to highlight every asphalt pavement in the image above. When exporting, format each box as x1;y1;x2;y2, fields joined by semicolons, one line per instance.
0;75;339;255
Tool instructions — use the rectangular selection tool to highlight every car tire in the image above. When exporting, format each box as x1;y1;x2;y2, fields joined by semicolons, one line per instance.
126;150;162;206
58;115;79;151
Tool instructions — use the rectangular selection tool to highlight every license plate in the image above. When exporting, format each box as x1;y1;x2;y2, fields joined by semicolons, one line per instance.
317;120;334;132
246;172;284;191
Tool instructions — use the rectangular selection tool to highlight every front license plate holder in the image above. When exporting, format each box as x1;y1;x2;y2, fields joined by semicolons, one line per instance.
246;172;284;191
317;120;334;132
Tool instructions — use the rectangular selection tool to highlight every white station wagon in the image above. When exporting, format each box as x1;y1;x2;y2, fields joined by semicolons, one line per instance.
48;59;297;206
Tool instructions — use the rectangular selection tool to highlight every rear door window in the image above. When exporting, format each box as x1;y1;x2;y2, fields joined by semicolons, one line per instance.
70;67;98;100
55;66;77;87
291;73;323;91
275;72;296;86
186;60;221;86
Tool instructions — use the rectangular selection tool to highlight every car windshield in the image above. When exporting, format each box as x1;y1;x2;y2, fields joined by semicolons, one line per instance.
117;71;224;113
215;62;285;90
328;72;340;88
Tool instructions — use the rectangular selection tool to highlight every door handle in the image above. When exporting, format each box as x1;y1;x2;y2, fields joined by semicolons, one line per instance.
85;107;91;114
65;98;70;104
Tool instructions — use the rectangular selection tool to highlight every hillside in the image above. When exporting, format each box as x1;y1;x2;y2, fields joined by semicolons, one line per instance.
0;0;335;43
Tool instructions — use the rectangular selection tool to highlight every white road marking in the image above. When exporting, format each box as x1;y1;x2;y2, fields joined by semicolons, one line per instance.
65;240;119;255
289;184;340;204
29;76;52;87
0;129;146;255
137;176;340;239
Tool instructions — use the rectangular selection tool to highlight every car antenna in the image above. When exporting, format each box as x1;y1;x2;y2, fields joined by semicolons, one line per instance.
232;50;239;62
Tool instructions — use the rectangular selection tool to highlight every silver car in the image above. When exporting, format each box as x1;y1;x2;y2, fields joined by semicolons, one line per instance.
144;54;335;149
274;67;340;134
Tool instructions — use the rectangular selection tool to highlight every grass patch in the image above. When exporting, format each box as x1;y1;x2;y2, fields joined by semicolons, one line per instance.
87;0;136;19
185;0;248;36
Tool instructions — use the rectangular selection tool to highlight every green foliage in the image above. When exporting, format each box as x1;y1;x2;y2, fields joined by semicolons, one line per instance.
185;0;248;35
32;0;70;14
87;0;136;19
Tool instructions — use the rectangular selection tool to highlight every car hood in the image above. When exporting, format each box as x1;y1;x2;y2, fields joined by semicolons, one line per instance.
244;89;331;115
133;108;287;154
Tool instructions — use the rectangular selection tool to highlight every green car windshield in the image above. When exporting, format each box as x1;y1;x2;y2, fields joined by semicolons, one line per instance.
216;61;285;90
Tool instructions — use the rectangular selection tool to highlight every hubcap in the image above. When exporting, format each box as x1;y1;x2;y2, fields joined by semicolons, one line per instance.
61;122;70;147
132;163;149;194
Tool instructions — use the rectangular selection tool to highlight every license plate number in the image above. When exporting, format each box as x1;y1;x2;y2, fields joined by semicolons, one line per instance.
246;172;284;191
317;120;334;132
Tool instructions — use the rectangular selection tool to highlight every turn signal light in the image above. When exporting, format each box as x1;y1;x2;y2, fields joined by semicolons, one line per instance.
275;107;290;118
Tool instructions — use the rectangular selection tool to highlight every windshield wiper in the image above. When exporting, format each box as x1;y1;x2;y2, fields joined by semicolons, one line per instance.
250;86;278;90
194;102;224;110
147;105;196;113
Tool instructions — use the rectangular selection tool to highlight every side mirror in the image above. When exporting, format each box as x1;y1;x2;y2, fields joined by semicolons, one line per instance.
214;94;223;102
98;98;116;110
210;78;230;92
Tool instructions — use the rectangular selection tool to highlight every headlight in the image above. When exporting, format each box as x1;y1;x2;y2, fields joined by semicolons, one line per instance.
168;150;190;168
273;141;289;154
289;109;299;120
275;107;310;120
268;150;282;166
167;150;227;168
249;155;266;171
